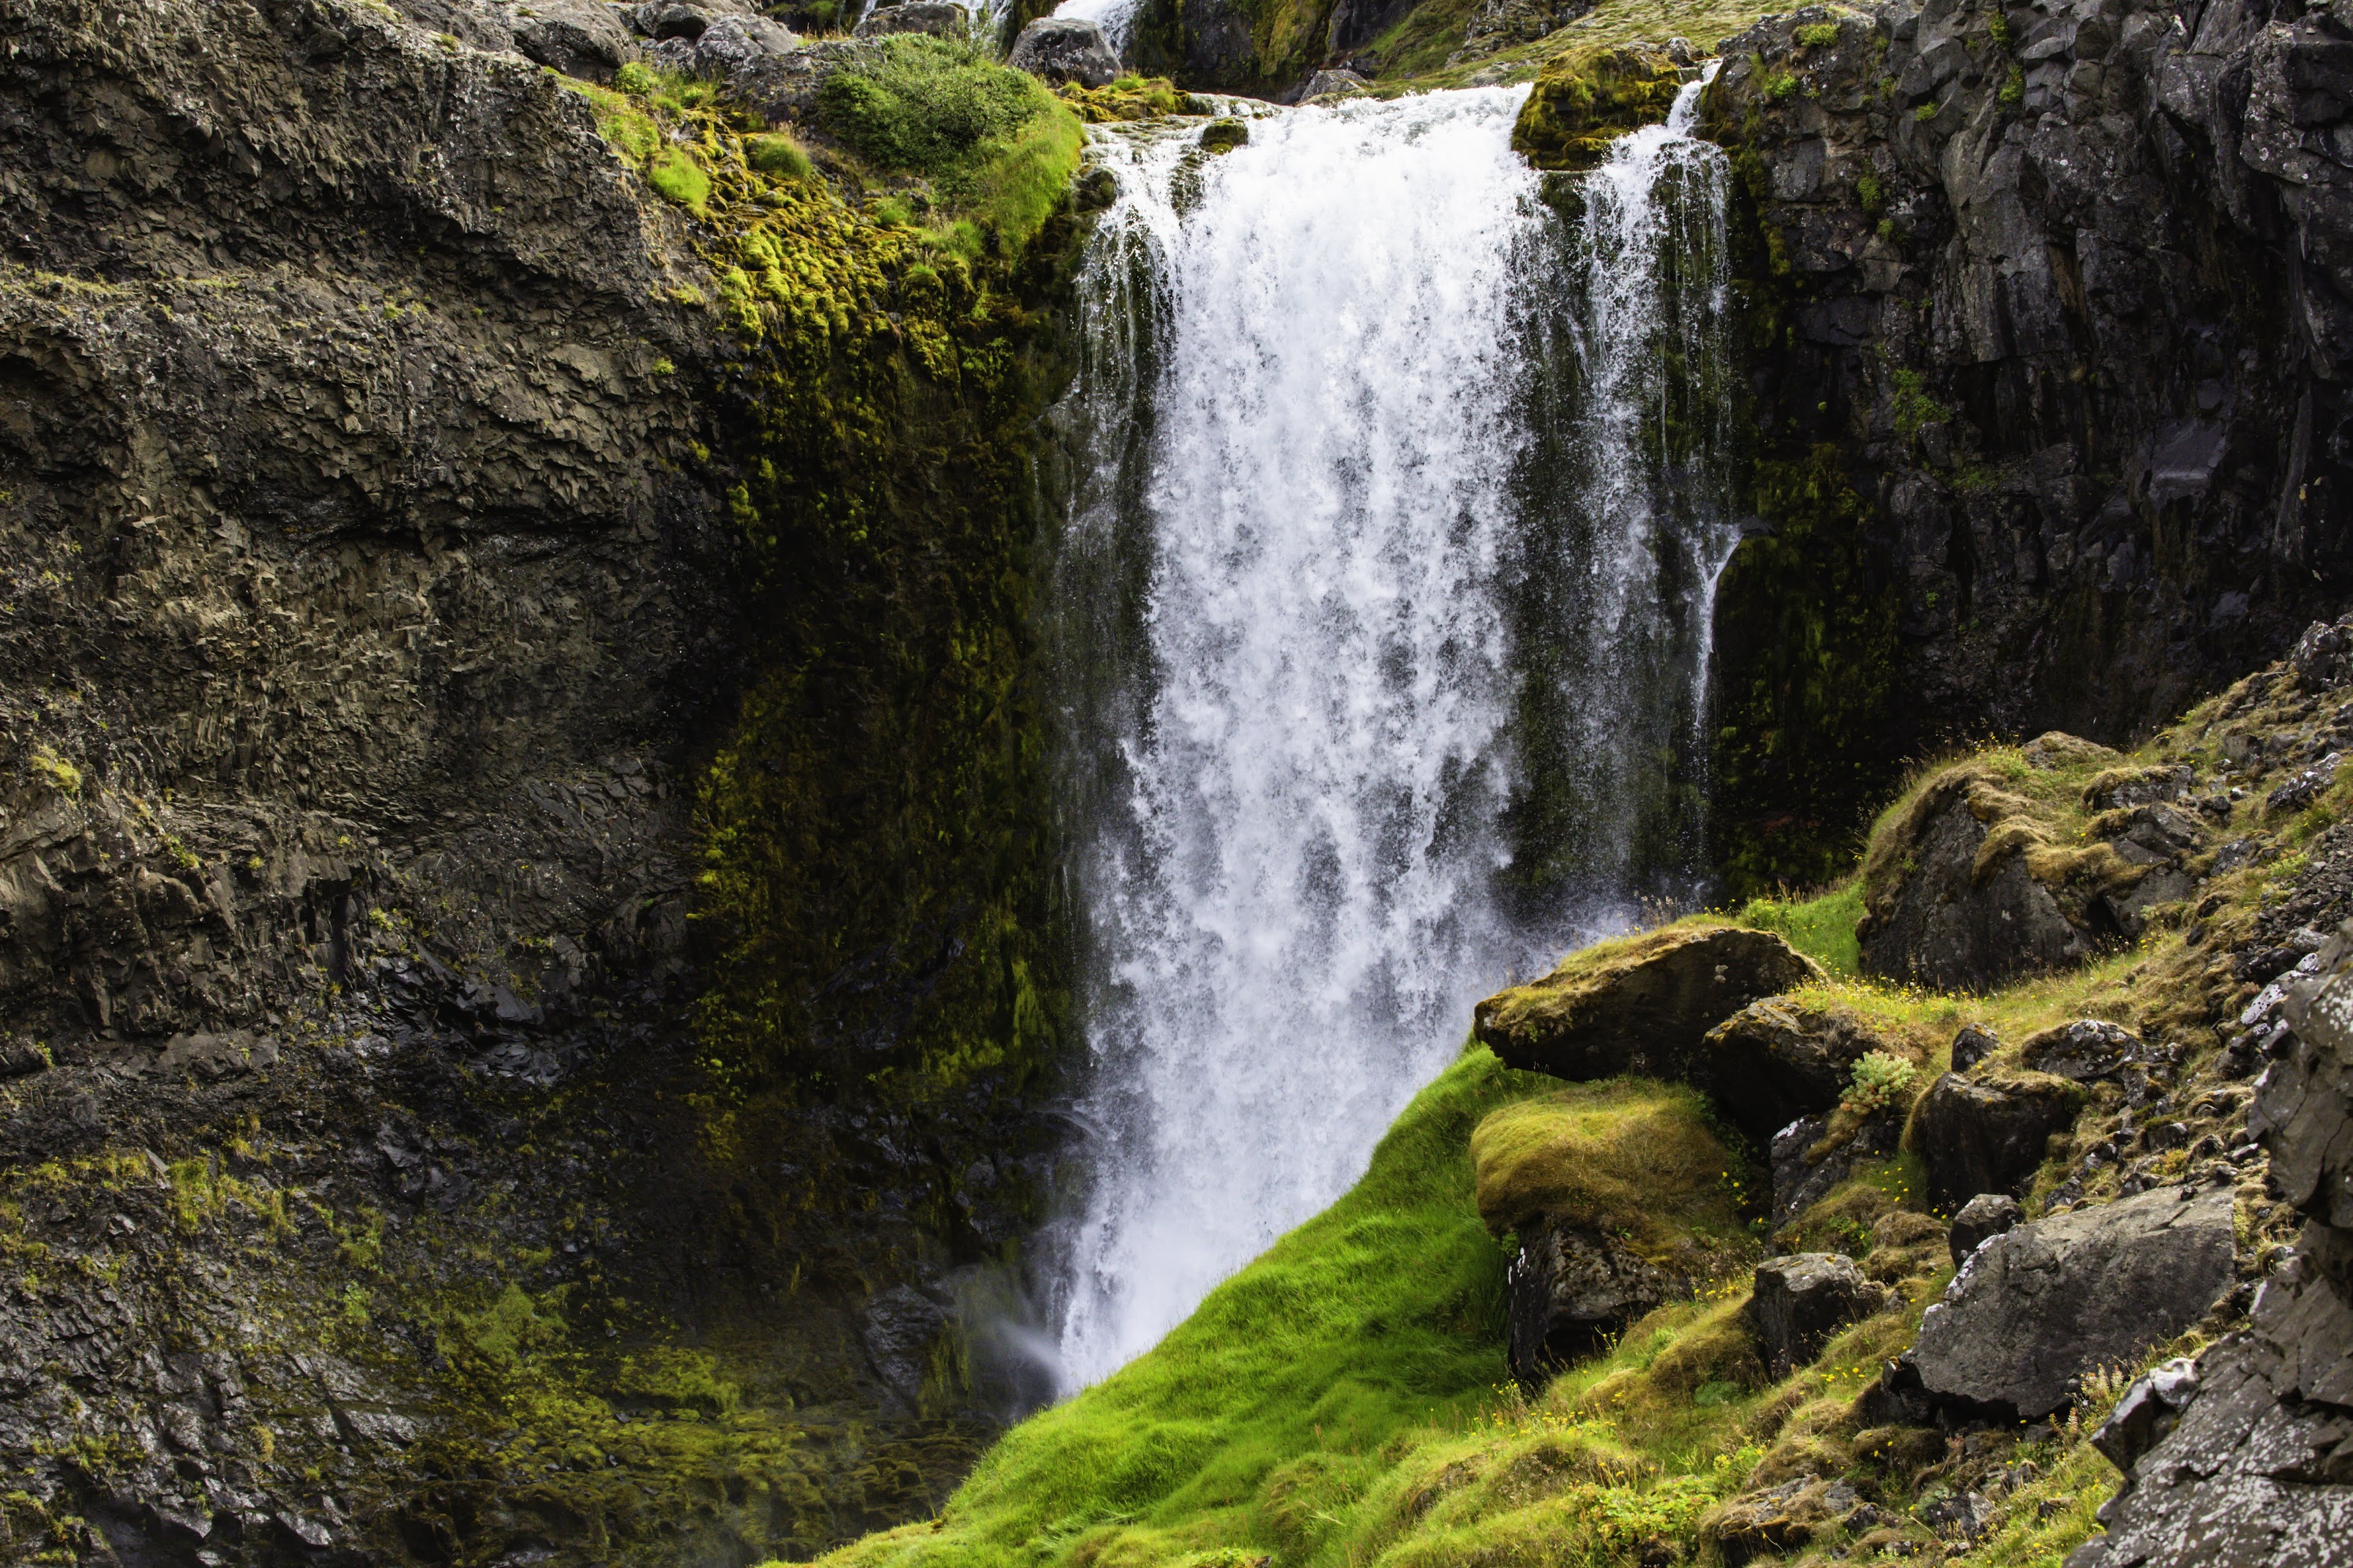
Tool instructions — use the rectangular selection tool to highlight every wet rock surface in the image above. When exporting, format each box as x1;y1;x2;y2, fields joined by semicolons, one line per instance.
1913;1186;2238;1420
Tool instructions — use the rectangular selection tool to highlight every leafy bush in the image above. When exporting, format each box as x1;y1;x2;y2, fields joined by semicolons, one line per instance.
818;34;1055;178
1841;1050;1920;1116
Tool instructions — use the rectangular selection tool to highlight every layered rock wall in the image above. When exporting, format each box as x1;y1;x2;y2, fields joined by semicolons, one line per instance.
1704;0;2353;885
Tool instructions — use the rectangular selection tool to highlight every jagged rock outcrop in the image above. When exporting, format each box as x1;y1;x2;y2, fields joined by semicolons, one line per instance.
1506;1218;1673;1390
1473;924;1822;1084
1703;0;2353;889
1695;996;1898;1147
2072;918;2353;1563
1947;1190;2024;1263
1909;1185;2238;1420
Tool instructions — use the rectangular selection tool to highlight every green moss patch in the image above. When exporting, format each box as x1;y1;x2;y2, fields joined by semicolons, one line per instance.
1510;43;1685;171
1470;1079;1742;1248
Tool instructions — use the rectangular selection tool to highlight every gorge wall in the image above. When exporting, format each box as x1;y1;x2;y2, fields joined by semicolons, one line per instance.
0;0;1084;1562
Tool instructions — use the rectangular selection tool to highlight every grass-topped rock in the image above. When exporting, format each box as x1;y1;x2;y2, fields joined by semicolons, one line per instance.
1473;923;1821;1085
1857;732;2222;990
1472;1080;1756;1387
1509;42;1685;171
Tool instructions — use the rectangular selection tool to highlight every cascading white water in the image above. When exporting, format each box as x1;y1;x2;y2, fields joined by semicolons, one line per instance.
1042;80;1733;1393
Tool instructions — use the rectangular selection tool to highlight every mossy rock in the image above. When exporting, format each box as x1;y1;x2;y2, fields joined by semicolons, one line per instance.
1200;117;1249;152
1470;1078;1743;1250
1473;923;1822;1085
1510;43;1685;172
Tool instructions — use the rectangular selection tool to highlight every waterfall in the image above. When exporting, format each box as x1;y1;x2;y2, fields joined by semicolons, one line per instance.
1048;0;1147;55
1040;80;1733;1393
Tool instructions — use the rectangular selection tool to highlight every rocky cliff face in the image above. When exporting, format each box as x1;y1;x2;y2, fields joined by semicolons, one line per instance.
1703;0;2353;888
0;1;1084;1562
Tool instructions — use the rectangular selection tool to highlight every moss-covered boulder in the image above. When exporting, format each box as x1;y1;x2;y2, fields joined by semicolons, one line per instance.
1473;1080;1756;1387
1473;923;1822;1085
1510;43;1685;171
1694;997;1902;1148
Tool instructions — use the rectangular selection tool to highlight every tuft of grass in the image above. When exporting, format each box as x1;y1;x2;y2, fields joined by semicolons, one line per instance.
819;34;1055;178
648;146;712;216
746;131;816;181
1738;879;1864;976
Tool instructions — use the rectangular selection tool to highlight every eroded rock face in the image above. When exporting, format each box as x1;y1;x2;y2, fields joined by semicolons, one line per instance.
1506;1218;1670;1391
1703;0;2353;886
1473;925;1821;1085
1913;1069;2087;1214
1912;1186;2237;1420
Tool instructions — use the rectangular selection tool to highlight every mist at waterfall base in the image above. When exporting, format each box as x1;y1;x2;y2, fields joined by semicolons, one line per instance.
969;83;1736;1409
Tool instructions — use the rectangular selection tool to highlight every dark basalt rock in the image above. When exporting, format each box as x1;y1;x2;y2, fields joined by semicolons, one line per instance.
1856;780;2091;990
1008;17;1120;87
1912;1069;2087;1215
1950;1022;2000;1074
1912;1187;2236;1422
1770;1106;1902;1224
854;1;968;38
1506;1218;1670;1392
1946;1192;2022;1267
1696;997;1894;1149
1749;1252;1880;1379
2022;1018;2143;1084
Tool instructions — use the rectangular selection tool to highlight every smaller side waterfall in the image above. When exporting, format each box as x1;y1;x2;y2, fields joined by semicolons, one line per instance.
1049;0;1148;53
1037;79;1737;1395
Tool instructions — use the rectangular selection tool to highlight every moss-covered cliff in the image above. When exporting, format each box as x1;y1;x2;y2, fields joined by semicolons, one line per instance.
0;3;1100;1564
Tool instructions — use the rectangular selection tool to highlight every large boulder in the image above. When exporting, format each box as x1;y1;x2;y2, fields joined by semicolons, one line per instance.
1507;1219;1671;1390
1749;1252;1880;1378
1473;925;1820;1085
1770;1107;1901;1224
1008;17;1120;87
1510;43;1685;171
1911;1069;2085;1215
1693;997;1894;1148
1910;1187;2237;1420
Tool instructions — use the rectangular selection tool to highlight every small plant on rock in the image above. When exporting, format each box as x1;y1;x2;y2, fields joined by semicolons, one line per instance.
1843;1050;1920;1116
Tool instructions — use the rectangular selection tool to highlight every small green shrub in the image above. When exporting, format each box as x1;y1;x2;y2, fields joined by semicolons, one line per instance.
1915;100;1940;121
1841;1050;1920;1116
1999;62;2025;105
614;60;657;96
1856;169;1884;213
1795;21;1840;46
1889;367;1949;437
1761;69;1799;99
818;34;1054;177
1987;11;2014;49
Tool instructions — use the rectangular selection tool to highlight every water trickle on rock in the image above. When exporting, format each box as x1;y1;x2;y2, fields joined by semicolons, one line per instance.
1041;80;1734;1393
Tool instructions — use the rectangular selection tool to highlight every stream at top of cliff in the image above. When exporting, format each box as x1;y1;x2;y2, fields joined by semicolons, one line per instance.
1034;78;1736;1394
